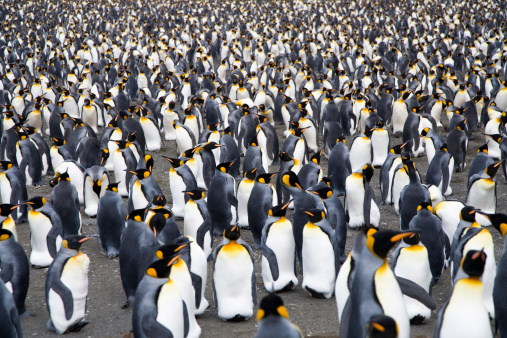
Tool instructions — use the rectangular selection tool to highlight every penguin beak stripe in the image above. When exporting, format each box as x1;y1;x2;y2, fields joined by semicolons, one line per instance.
282;200;293;209
390;232;414;242
231;226;238;231
175;244;187;252
168;254;182;266
494;162;502;167
296;183;303;191
26;202;34;205
304;211;314;217
10;205;20;210
78;237;91;243
372;323;385;332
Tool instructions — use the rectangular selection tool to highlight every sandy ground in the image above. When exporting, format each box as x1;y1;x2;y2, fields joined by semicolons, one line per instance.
14;118;506;338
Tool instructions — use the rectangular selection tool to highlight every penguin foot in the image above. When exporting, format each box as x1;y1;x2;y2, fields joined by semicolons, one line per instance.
278;281;294;292
89;215;97;219
47;320;57;332
305;286;326;299
226;314;247;322
410;315;426;325
31;264;48;269
20;310;36;318
65;319;89;333
122;300;134;309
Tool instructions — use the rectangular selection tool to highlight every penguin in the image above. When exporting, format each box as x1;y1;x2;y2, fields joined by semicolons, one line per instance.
237;168;258;228
366;315;398;338
391;233;433;324
132;258;187;338
139;107;162;152
207;161;238;236
83;165;109;217
128;169;163;213
433;200;466;247
0;161;28;223
468;144;494;186
371;120;390;167
281;127;309;166
257;115;279;166
97;182;127;258
349;127;374;172
255;293;303;338
435;250;492;338
50;137;72;172
183;188;212;258
408;202;446;284
0;204;19;241
0;228;30;317
425;143;454;196
243;134;268;175
51;172;82;237
16;132;44;186
213;225;256;321
112;140;137;197
261;200;298;293
163;101;180;141
297;150;323;189
26;196;63;268
392;91;411;137
46;235;92;335
345;164;380;229
247;173;278;249
163;157;197;218
219;127;241;180
174;120;196;156
379;143;407;205
0;261;23;338
54;160;86;205
301;209;340;299
420;127;444;165
466;161;501;216
399;160;431;230
446;119;468;172
327;137;351;197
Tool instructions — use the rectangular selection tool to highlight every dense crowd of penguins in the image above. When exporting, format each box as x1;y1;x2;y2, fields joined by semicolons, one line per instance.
1;0;507;337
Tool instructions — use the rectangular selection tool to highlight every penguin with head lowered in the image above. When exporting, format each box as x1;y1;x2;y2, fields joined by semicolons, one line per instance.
213;225;256;321
255;293;303;338
83;165;109;218
97;182;127;259
207;161;238;236
247;173;278;249
261;200;298;293
46;235;92;335
0;161;28;223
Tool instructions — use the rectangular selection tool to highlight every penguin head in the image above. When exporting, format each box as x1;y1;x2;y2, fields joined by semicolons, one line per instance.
439;143;448;152
268;200;292;218
147;211;168;238
128;208;148;223
417;202;432;213
477;144;488;154
459;206;477;223
248;134;258;147
202;142;221;150
363;126;375;138
292;127;309;137
57;171;71;182
310;150;323;165
62;235;92;251
223;225;241;241
127;132;137;143
461;249;486;278
207;123;219;132
256;173;276;184
22;125;37;135
402;232;421;246
216;161;235;173
281;171;303;191
484;161;502;178
145;257;177;279
152;195;167;206
477;212;507;238
0;204;19;217
455;119;467;131
0;229;14;241
304;209;326;224
258;115;268;124
366;315;398;338
390;142;407;155
223;127;232;136
182;149;195;159
279;152;294;162
257;293;289;322
106;182;120;192
362;164;374;182
367;230;416;259
308;186;333;199
26;196;46;209
336;137;346;144
163;156;184;168
183;188;206;201
0;161;14;170
244;167;258;180
130;169;151;179
155;236;192;260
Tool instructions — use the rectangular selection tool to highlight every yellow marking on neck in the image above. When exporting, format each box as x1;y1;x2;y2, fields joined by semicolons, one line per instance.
222;240;247;255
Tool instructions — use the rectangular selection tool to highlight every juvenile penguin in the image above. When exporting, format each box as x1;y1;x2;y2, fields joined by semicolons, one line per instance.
302;209;340;299
261;201;298;293
46;235;92;335
237;168;258;228
345;164;380;229
97;183;127;258
213;225;256;321
26;196;63;268
51;172;82;237
164;157;197;218
435;250;492;338
132;258;187;338
207;162;238;236
183;188;212;258
247;173;278;249
255;293;303;338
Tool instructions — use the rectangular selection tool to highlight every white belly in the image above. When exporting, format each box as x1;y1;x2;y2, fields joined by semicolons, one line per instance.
131;181;149;210
302;225;336;298
28;210;61;266
466;179;496;213
183;201;204;239
392;102;408;134
156;280;185;337
237;180;254;227
113;151;128;197
83;181;100;217
335;255;351;323
350;139;372;172
170;260;200;338
188;238;209;314
169;171;187;218
163;112;179;140
0;173;12;204
141;118;161;152
393;170;409;214
371;129;389;166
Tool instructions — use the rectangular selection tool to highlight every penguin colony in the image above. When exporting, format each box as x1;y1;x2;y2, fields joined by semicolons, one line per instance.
1;0;507;337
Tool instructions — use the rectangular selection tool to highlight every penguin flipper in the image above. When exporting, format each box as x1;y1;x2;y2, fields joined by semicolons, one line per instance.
11;305;23;337
363;181;372;227
261;244;280;281
182;300;189;337
49;268;75;320
141;313;174;338
47;227;62;258
190;272;203;309
239;242;257;305
441;157;450;194
0;261;14;283
396;276;436;310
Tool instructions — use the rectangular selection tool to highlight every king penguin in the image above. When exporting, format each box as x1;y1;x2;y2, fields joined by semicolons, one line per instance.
247;173;278;249
237;167;258;228
97;182;127;258
0;257;23;337
51;172;82;237
345;164;380;229
255;293;303;338
183;188;212;258
164;157;197;218
207;161;238;236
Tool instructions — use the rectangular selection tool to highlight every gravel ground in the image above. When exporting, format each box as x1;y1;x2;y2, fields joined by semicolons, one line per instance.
15;116;506;338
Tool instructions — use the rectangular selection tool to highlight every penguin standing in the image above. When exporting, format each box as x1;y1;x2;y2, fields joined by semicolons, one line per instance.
425;143;454;197
51;172;82;237
132;258;187;338
446;119;468;172
435;250;492;338
379;143;407;205
0;262;23;337
302;209;340;299
97;183;127;258
83;166;109;217
247;173;278;249
164;157;197;218
345;164;380;228
213;225;256;321
113;140;137;197
399;160;431;230
128;169;163;213
261;201;298;292
466;161;501;217
349;128;374;172
0;161;28;223
255;294;302;338
297;150;323;189
26;196;63;268
207;162;238;236
327;137;351;197
46;235;92;334
243;135;268;175
237;168;257;228
371;121;390;167
183;188;212;258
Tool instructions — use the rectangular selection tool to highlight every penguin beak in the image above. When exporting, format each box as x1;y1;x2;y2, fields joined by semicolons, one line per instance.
303;211;314;216
10;205;20;210
390;232;416;242
168;254;182;266
78;237;91;243
281;199;293;209
295;183;303;191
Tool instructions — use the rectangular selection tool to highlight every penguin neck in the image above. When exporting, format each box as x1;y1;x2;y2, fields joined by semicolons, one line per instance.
60;247;79;257
469;222;481;228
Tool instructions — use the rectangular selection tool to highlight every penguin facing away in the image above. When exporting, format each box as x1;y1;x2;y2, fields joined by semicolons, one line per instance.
255;293;303;338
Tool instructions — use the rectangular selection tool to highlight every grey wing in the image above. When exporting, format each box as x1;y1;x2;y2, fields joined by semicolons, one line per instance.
241;243;257;305
396;276;436;310
190;272;203;309
47;259;74;320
